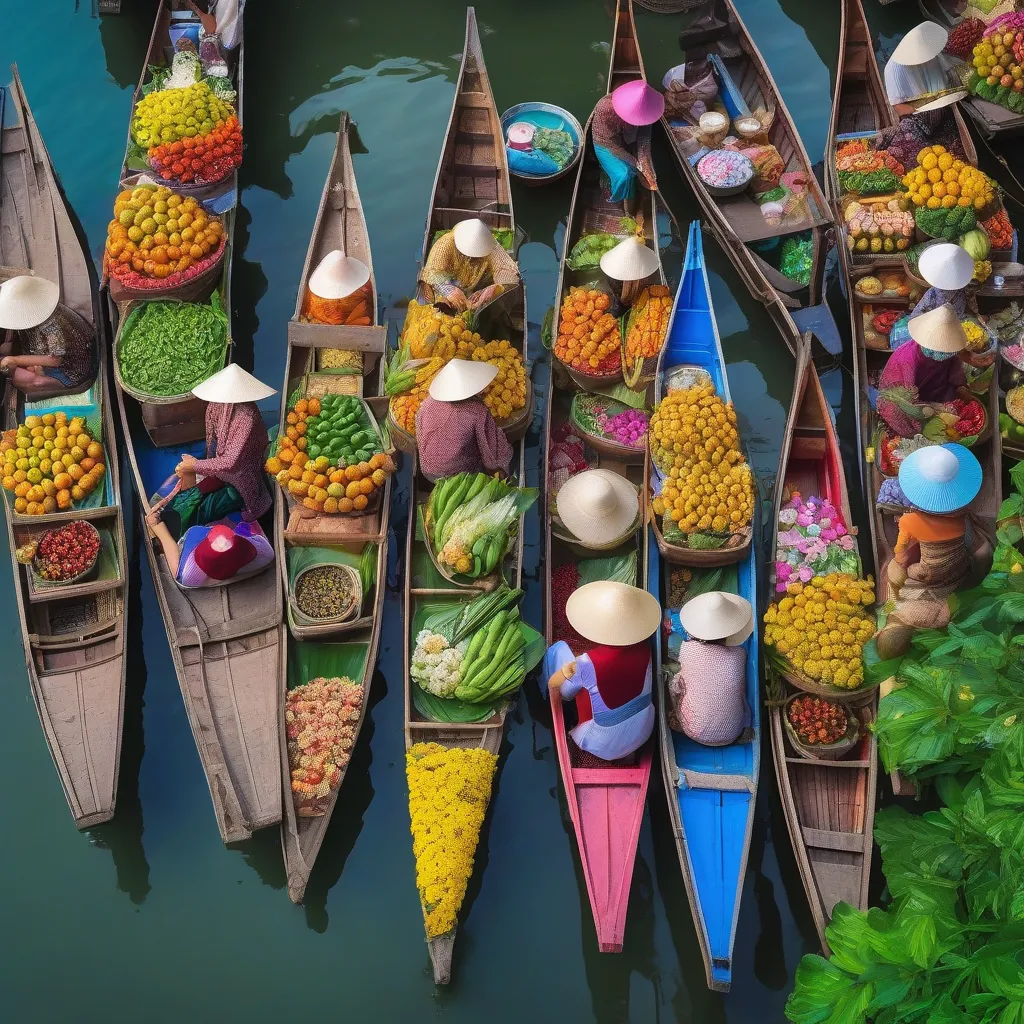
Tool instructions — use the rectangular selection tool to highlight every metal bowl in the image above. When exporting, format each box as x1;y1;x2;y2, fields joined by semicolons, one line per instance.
499;102;584;185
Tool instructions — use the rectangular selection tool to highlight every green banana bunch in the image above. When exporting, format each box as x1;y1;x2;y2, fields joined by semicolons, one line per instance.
428;471;492;546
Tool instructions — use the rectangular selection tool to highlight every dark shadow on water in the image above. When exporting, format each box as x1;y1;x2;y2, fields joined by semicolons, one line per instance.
97;0;159;91
227;201;266;369
232;826;286;891
300;666;383;932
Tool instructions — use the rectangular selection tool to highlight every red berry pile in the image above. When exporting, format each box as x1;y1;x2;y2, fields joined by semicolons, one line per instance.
949;397;986;439
36;521;100;582
945;19;985;60
148;117;242;186
551;563;598;653
787;696;848;746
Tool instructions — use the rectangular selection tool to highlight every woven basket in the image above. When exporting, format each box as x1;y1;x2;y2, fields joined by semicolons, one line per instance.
31;520;102;587
551;518;640;556
782;693;861;761
569;393;647;465
105;235;226;304
652;514;752;567
779;662;879;707
289;562;362;627
386;409;416;455
561;358;624;392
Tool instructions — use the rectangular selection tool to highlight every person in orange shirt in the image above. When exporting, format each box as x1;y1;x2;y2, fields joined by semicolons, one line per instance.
879;443;983;656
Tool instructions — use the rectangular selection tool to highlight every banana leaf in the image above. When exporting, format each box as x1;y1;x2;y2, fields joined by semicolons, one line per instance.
288;639;370;691
577;550;638;587
411;686;505;723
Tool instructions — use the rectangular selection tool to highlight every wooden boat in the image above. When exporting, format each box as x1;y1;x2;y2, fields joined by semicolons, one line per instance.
538;0;661;954
276;113;389;903
638;0;838;356
650;221;760;992
402;6;529;985
768;338;878;954
0;68;129;828
104;5;285;844
828;0;1002;797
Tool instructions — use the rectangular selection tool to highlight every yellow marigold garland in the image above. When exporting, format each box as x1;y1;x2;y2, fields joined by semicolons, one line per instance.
763;573;876;689
406;742;498;938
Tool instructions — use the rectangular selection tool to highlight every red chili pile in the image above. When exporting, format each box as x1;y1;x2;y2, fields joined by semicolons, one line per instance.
871;309;903;337
148;117;243;186
945;18;986;60
950;397;985;438
35;521;100;582
787;696;848;746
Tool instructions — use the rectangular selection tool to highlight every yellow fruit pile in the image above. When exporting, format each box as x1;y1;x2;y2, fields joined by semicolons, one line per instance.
649;384;754;535
131;81;235;148
624;285;672;360
971;32;1024;91
267;449;393;514
401;302;472;360
763;573;875;689
106;185;223;281
1;414;106;516
390;357;445;435
462;340;527;421
902;147;996;211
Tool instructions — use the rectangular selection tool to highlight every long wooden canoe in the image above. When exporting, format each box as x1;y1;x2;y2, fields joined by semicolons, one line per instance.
104;5;285;844
540;0;658;955
828;0;1001;797
0;67;129;828
649;221;760;992
637;0;835;356
276;113;390;903
402;6;529;985
769;337;877;955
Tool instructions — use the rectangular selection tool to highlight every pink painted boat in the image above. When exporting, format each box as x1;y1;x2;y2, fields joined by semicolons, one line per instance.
549;694;652;952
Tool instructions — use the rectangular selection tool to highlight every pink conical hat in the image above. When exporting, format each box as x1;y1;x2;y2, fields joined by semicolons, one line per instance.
611;80;665;126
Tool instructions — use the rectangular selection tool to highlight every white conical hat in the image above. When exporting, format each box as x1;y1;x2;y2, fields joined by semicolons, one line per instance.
565;580;661;647
890;22;947;66
0;275;60;330
916;89;968;113
600;236;660;282
428;357;498;402
191;363;277;403
679;591;754;646
453;219;498;258
917;243;974;290
307;250;370;299
556;469;640;546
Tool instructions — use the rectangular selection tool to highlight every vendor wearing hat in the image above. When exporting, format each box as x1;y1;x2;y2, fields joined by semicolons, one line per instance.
152;364;277;539
888;243;974;349
668;591;754;747
420;217;520;315
599;232;660;306
876;304;966;439
593;79;664;207
883;23;966;116
415;357;513;481
543;581;661;762
301;249;372;326
555;468;640;549
0;275;95;395
879;443;983;656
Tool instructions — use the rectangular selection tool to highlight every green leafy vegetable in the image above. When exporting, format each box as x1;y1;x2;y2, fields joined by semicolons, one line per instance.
117;293;228;397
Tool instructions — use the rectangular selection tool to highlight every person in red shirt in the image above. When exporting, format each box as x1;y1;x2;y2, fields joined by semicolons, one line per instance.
415;358;512;481
543;581;661;761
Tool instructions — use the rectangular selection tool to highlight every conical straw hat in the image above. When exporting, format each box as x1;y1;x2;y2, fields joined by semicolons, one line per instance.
679;591;754;646
307;250;370;299
556;469;640;546
600;236;660;282
428;358;498;402
917;243;974;290
0;275;60;330
191;363;278;403
908;303;967;353
611;80;665;126
898;442;982;513
453;219;498;258
916;89;968;113
890;22;947;66
565;580;661;647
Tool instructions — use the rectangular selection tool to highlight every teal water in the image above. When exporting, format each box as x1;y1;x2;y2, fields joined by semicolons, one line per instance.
0;1;931;1020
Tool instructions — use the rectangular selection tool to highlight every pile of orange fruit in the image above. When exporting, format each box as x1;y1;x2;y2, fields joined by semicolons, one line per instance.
105;185;224;283
554;287;621;376
267;449;394;514
389;357;445;436
2;413;106;515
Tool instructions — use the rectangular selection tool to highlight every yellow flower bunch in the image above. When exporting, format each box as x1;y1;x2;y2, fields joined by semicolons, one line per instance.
649;383;754;534
401;301;472;360
903;146;995;211
961;318;986;351
406;742;498;938
763;573;876;689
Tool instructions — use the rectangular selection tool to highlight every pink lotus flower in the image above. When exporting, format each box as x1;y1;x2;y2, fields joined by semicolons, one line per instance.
798;566;814;582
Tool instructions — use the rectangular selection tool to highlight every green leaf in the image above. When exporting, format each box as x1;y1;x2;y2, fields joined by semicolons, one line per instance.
785;955;874;1024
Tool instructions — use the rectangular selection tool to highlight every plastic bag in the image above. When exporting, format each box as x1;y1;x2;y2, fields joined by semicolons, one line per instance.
662;60;718;120
736;144;784;193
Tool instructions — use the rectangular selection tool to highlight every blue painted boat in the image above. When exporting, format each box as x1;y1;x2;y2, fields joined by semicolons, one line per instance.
649;222;759;992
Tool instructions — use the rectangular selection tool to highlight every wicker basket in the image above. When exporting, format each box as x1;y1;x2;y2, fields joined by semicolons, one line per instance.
651;513;752;567
289;562;362;627
782;693;861;761
779;662;879;707
551;518;640;557
569;392;647;465
105;235;227;304
31;520;102;587
560;358;624;392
